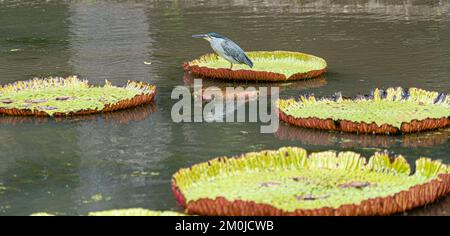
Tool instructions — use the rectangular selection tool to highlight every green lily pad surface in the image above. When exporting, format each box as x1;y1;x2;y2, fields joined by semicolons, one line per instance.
88;208;185;216
277;87;450;128
0;76;155;116
30;212;56;216
189;51;327;78
30;208;186;216
173;147;449;213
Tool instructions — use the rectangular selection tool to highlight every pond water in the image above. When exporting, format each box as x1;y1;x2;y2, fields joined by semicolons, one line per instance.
0;0;449;215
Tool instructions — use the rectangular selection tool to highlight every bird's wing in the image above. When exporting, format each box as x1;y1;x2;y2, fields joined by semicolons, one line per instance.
221;40;248;64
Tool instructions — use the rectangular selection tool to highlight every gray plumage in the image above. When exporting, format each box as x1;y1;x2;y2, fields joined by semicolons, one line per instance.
192;32;253;69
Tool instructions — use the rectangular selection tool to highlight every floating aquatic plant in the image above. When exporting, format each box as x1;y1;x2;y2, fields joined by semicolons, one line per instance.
30;212;55;216
183;51;327;82
172;147;450;216
88;208;186;216
275;124;450;148
277;87;450;134
30;208;186;216
0;76;156;116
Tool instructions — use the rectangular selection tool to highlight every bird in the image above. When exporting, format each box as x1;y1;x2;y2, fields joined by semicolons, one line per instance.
192;32;253;70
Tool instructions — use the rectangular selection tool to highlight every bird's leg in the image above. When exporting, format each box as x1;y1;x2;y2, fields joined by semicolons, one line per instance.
229;63;233;70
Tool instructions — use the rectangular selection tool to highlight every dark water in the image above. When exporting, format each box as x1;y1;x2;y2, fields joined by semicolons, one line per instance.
0;0;449;215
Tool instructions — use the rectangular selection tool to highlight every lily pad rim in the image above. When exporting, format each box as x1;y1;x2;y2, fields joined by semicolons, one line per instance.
278;111;449;135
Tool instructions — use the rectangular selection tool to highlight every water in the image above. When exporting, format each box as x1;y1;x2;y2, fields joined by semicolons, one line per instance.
0;0;449;215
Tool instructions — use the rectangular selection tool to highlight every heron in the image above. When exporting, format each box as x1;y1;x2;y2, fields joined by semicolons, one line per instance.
192;32;253;70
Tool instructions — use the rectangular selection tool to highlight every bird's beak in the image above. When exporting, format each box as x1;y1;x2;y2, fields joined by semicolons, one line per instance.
192;34;208;39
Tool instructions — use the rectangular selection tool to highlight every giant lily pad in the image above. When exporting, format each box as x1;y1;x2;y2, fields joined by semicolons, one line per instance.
88;208;186;216
172;147;450;216
31;208;186;216
0;76;156;116
277;87;450;134
183;51;327;82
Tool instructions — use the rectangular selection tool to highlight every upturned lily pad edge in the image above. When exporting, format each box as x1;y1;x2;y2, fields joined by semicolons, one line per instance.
171;147;450;216
0;76;157;117
183;51;327;82
277;87;450;134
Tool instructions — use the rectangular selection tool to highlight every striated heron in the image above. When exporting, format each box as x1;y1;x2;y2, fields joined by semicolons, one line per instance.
192;32;253;70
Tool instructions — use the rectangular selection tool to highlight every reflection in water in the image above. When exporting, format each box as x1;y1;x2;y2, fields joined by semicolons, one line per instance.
192;0;450;21
183;73;327;101
182;73;326;120
409;195;450;216
0;1;73;83
276;123;450;149
68;1;155;84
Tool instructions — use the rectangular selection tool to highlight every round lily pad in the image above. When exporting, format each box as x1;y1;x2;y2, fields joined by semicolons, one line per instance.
0;76;156;116
277;87;450;134
183;51;327;82
172;147;450;216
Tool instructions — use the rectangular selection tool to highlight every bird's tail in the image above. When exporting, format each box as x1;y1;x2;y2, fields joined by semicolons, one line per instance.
243;54;253;68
